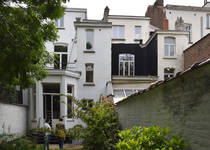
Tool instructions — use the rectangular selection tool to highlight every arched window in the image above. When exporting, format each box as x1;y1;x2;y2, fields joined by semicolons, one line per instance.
119;54;135;76
164;37;175;57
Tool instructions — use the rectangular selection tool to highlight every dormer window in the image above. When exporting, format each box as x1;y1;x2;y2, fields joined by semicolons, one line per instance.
55;16;64;28
119;54;135;76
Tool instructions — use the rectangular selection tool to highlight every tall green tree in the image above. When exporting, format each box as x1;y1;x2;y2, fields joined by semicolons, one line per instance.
0;0;68;88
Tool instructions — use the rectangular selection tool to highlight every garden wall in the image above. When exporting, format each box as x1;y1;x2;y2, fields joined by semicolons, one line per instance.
0;103;27;135
116;61;210;150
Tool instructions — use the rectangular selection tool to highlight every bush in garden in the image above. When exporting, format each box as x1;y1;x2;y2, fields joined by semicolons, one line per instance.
116;126;186;150
69;95;121;150
0;134;37;150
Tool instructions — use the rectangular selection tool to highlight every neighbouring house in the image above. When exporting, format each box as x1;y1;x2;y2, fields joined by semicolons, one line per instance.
146;0;210;44
184;33;210;70
116;59;210;150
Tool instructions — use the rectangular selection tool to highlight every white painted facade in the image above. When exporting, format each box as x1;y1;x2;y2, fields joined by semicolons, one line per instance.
27;8;113;129
165;6;210;43
108;15;155;44
157;30;189;80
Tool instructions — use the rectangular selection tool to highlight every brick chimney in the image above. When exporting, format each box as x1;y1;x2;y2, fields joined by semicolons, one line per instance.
145;0;168;30
102;6;109;22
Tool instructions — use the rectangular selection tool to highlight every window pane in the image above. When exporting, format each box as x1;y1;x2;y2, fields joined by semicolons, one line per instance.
54;54;60;69
67;85;72;94
86;64;93;82
165;37;175;44
112;26;118;38
53;95;60;119
62;54;67;69
120;62;123;75
43;83;60;93
170;45;175;56
119;26;124;38
130;62;134;76
135;26;141;39
164;45;169;56
86;30;93;50
67;97;73;118
125;62;128;75
55;20;58;27
60;16;64;27
55;46;67;52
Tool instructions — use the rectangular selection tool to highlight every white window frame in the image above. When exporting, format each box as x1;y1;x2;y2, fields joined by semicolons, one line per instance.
164;67;175;80
55;16;64;28
119;54;135;76
86;29;94;50
112;25;125;39
164;37;176;57
135;26;141;40
184;24;192;43
85;63;94;83
206;14;210;28
54;44;68;69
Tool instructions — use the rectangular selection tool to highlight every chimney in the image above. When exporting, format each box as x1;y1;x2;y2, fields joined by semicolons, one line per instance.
154;0;164;7
102;6;109;22
175;17;185;31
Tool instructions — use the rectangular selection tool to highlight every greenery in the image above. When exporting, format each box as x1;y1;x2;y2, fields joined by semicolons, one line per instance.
116;126;186;150
69;96;121;150
0;0;69;88
86;42;92;49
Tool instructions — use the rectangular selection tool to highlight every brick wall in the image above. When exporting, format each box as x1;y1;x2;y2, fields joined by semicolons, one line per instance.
116;63;210;150
184;33;210;70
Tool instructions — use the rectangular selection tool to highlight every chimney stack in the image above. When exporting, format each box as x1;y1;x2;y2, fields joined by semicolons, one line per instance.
102;6;109;22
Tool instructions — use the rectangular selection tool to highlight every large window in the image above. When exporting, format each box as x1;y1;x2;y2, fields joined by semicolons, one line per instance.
86;64;94;83
67;85;74;118
206;14;210;28
164;67;175;80
86;29;94;50
164;37;175;57
54;45;68;69
135;26;141;39
119;54;135;76
55;16;64;28
184;24;192;43
112;26;124;39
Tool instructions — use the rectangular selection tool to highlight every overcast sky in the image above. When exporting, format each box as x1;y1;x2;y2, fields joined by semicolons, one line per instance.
65;0;205;19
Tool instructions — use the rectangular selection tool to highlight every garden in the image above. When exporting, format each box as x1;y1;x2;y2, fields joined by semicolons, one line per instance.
0;96;187;150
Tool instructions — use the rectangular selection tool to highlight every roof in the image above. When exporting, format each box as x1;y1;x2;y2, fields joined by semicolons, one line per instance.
116;58;210;104
165;4;210;12
184;33;210;53
74;19;112;28
108;15;150;20
65;8;87;13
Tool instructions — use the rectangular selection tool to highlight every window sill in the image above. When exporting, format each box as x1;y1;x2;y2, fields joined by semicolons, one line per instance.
84;50;95;53
112;38;126;41
56;27;65;30
163;56;177;59
83;83;95;86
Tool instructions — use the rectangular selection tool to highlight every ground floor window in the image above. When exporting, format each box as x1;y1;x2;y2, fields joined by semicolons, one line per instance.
164;67;175;80
67;84;74;118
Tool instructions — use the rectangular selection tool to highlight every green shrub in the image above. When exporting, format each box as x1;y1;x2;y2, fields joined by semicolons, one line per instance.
116;126;186;150
70;96;121;150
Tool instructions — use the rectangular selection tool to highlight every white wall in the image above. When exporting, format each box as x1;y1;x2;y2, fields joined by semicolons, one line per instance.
166;9;210;43
108;17;153;44
76;26;112;101
157;31;189;80
0;103;27;135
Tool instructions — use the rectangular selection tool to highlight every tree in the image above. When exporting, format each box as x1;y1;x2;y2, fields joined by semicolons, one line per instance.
0;0;69;88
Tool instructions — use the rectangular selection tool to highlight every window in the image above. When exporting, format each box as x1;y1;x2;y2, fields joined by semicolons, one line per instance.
164;37;175;57
135;26;141;39
86;64;94;83
164;68;175;80
67;85;74;118
86;30;94;50
184;24;192;43
206;14;210;28
54;45;68;69
112;26;124;39
119;54;135;76
55;16;64;28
